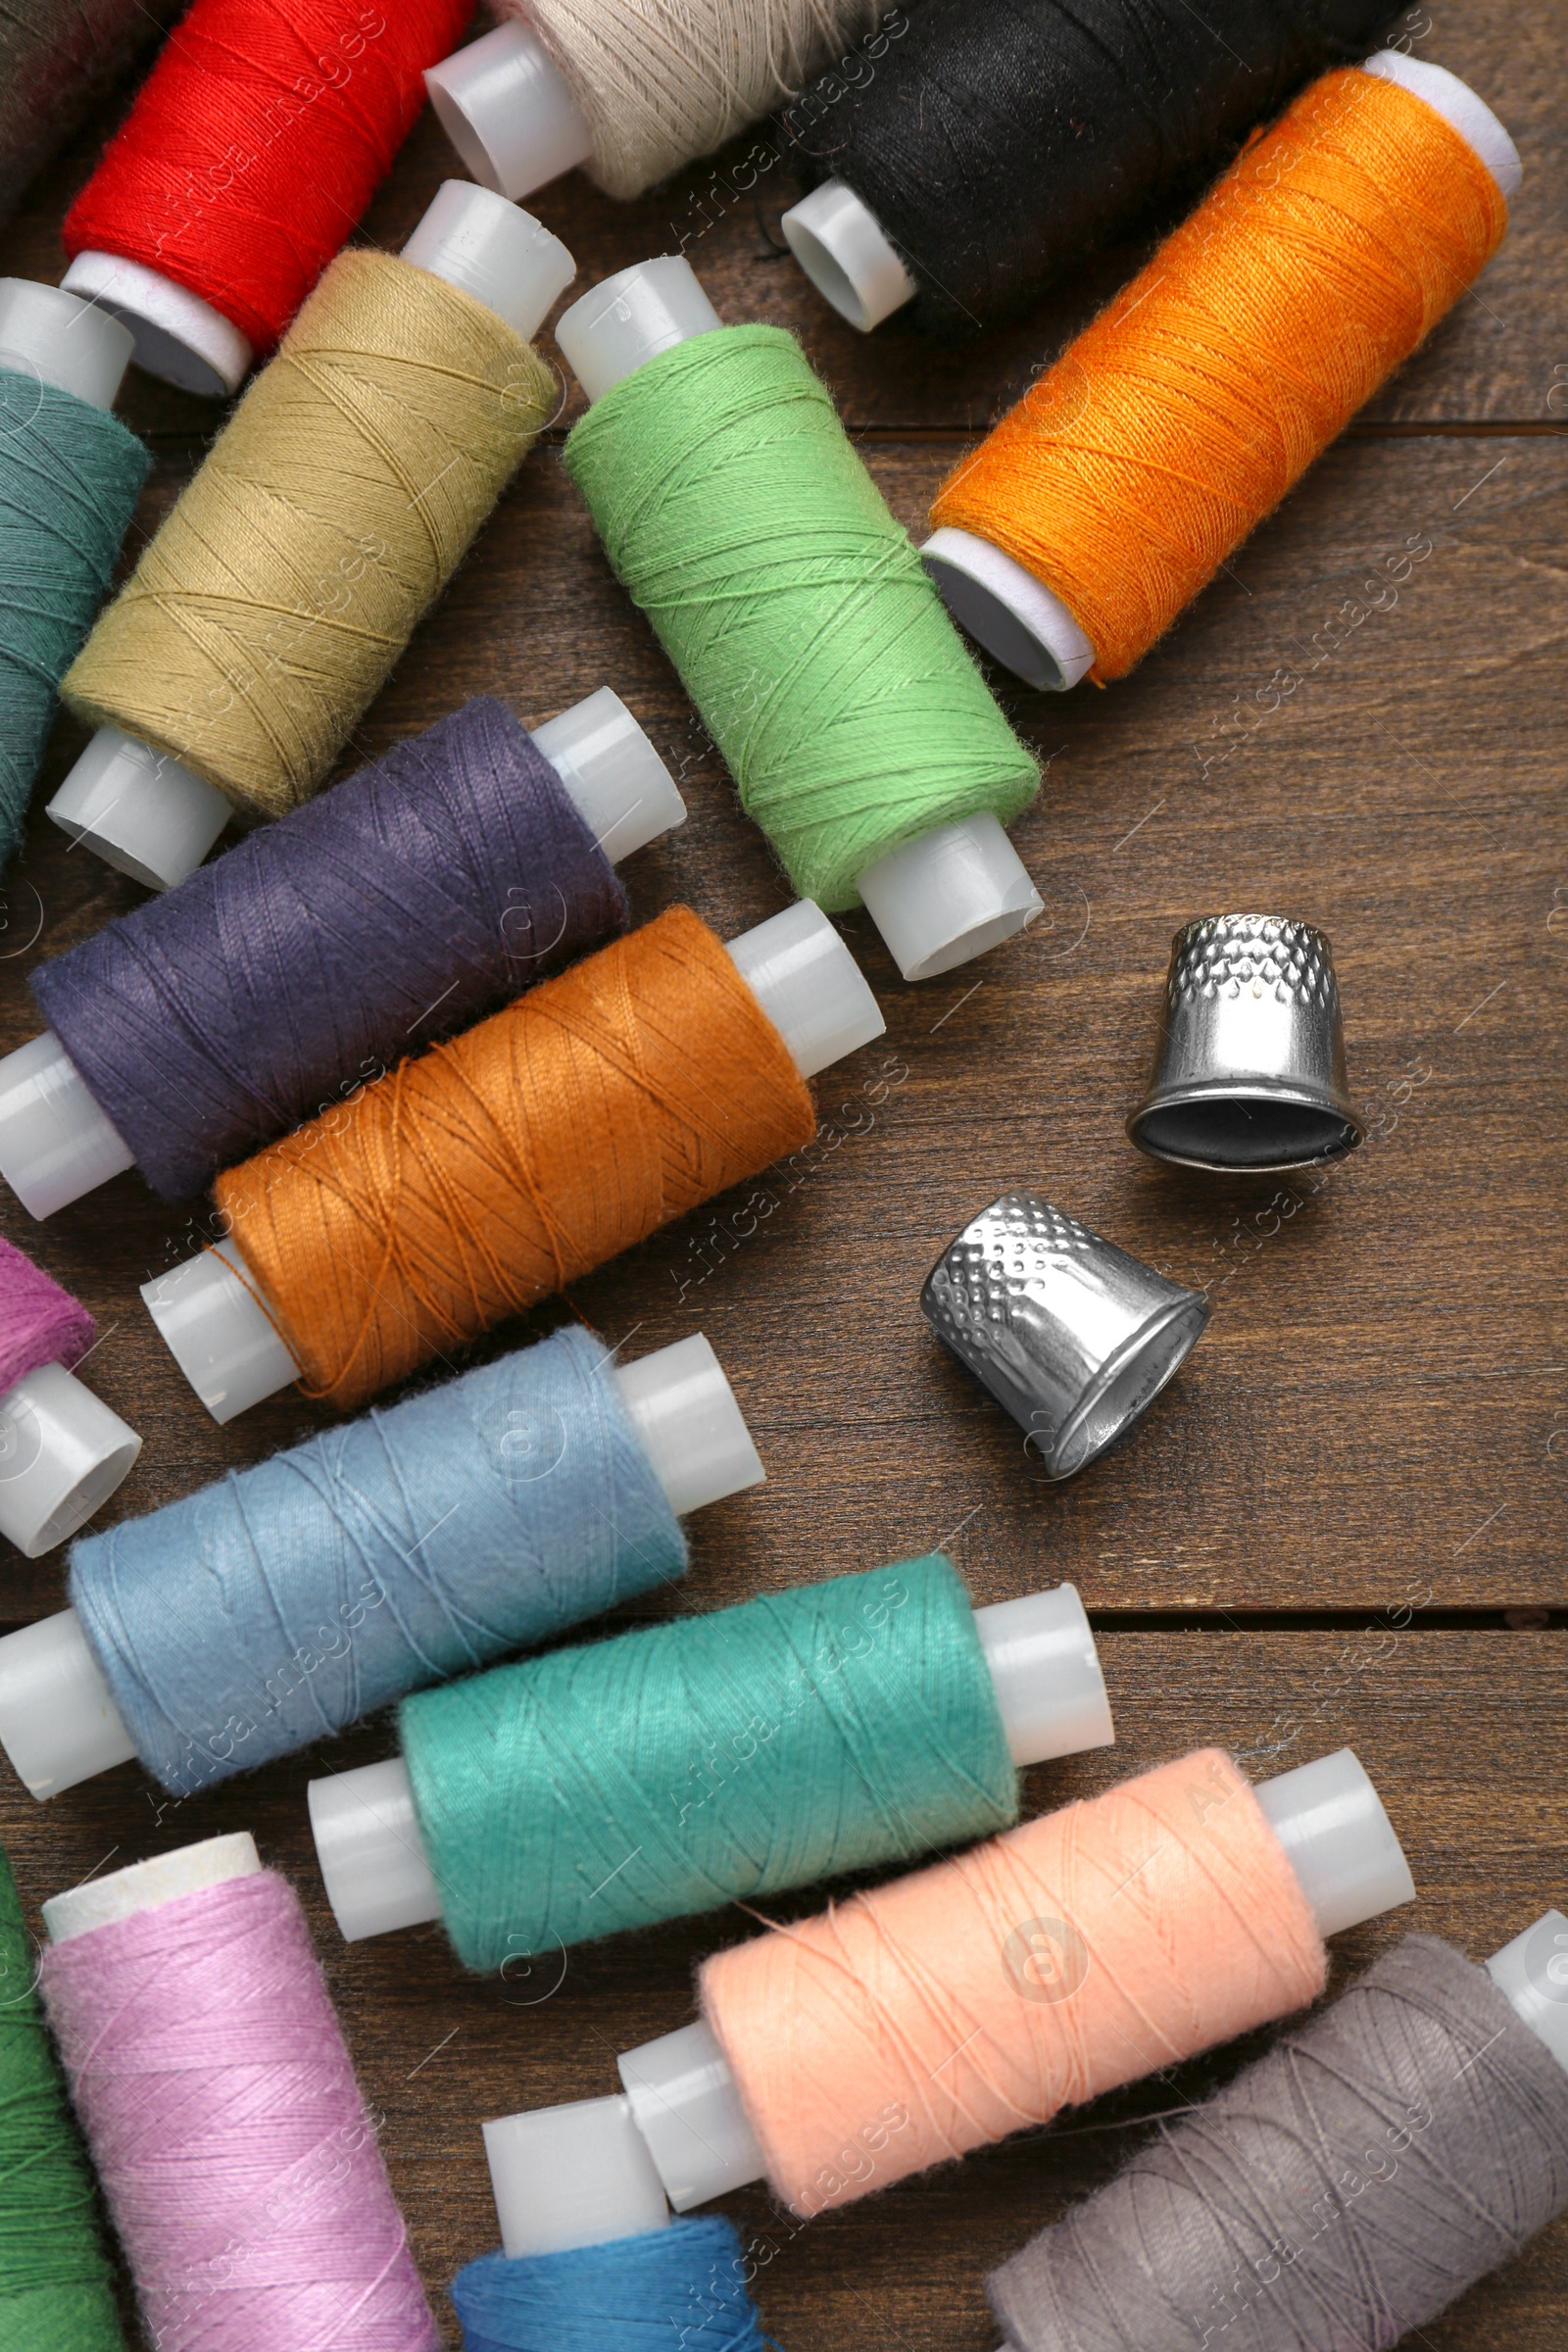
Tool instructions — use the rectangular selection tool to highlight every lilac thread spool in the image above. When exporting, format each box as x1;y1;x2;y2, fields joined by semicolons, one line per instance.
40;1834;441;2352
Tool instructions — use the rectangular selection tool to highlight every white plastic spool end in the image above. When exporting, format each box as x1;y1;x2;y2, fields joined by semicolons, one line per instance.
1486;1910;1568;2078
973;1585;1113;1767
612;1334;762;1517
0;1606;136;1796
727;901;884;1080
44;1832;260;1942
858;812;1043;981
0;278;133;409
59;251;252;398
425;22;594;202
922;528;1097;693
309;1757;441;1941
1254;1748;1416;1939
47;725;233;890
0;1030;134;1218
140;1240;299;1424
532;687;686;863
557;257;722;404
0;1363;139;1559
484;2096;671;2258
401;180;574;343
781;179;917;332
1362;52;1521;200
618;2017;766;2209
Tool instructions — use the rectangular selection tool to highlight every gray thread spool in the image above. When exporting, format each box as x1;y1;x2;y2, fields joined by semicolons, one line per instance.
990;1931;1568;2352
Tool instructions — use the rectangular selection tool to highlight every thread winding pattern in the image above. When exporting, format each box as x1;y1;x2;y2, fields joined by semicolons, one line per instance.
0;368;148;869
781;0;1400;336
402;1554;1018;1970
451;2213;770;2349
930;69;1508;679
63;0;471;349
990;1935;1568;2352
40;1869;439;2350
71;1326;683;1795
565;325;1036;909
215;906;816;1411
0;1847;125;2352
63;252;555;813
33;697;626;1201
701;1748;1326;2215
515;0;884;198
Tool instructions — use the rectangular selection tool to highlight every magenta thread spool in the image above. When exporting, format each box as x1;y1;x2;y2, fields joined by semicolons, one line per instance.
0;1232;137;1556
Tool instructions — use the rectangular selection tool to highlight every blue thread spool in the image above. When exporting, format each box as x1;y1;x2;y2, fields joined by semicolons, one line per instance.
451;2092;772;2351
0;1327;762;1800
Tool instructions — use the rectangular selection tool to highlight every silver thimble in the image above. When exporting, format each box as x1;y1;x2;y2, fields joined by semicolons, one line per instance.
920;1193;1209;1479
1128;913;1363;1172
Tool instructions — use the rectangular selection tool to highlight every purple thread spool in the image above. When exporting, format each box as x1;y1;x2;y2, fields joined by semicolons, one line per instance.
0;690;683;1214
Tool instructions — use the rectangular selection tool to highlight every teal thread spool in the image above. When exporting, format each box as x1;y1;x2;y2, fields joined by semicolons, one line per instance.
560;261;1042;982
0;283;147;869
309;1557;1114;1965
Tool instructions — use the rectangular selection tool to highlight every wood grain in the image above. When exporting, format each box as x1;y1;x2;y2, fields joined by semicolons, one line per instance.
0;3;1564;2345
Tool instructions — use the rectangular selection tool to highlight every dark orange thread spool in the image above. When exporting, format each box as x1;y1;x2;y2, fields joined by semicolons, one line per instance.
213;906;815;1411
929;65;1510;682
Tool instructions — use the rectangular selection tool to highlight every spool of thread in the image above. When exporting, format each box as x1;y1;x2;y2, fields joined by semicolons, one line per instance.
0;1232;139;1558
923;56;1520;691
0;280;148;872
0;1842;125;2349
39;1834;440;2350
0;691;682;1220
140;899;884;1421
988;1921;1568;2352
460;2094;771;2351
424;0;883;207
556;256;1041;982
778;0;1403;334
0;0;181;232
309;1559;1113;1951
60;181;570;863
61;0;472;396
506;1745;1417;2219
0;1323;764;1800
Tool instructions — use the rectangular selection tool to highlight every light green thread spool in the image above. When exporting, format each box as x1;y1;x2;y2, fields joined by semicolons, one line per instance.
564;324;1038;916
400;1553;1019;1970
0;1847;125;2351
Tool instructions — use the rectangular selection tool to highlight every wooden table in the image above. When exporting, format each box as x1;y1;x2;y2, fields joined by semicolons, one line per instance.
1;4;1564;2342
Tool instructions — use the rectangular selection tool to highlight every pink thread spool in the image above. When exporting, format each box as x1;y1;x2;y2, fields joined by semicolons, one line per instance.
40;1834;440;2351
501;1746;1417;2220
0;1232;137;1555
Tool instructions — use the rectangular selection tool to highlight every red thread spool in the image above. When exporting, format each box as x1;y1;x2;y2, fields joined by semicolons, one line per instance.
63;0;469;393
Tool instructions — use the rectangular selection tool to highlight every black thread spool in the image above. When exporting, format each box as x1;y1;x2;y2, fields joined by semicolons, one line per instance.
778;0;1405;334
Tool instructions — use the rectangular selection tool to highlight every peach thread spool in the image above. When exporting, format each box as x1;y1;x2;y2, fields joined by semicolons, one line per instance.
141;902;882;1422
924;55;1520;691
498;1746;1416;2219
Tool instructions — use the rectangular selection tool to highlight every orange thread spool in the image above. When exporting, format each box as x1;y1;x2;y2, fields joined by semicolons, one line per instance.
700;1748;1325;2216
930;68;1508;680
213;906;815;1411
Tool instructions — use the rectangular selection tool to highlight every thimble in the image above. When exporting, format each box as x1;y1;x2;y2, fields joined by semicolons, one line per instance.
921;1193;1209;1479
1128;913;1363;1172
